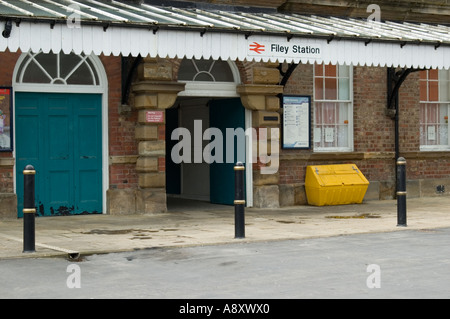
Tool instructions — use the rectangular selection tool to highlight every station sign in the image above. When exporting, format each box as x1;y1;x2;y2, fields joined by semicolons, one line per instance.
247;39;322;60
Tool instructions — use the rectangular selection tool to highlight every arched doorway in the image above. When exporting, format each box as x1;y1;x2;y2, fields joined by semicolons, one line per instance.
13;51;108;217
166;58;253;207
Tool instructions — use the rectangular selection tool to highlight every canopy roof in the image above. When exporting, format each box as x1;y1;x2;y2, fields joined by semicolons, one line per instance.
0;0;449;68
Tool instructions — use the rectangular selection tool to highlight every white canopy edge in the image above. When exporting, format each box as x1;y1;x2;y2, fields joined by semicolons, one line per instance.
0;22;448;69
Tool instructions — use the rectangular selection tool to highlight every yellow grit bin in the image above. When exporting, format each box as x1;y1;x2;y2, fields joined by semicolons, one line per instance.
305;164;369;206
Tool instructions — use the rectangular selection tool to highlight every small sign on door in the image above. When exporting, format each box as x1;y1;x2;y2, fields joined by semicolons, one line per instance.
146;111;164;123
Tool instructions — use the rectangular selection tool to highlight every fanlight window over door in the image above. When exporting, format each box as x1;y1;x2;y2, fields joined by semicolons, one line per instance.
177;58;239;97
15;51;100;86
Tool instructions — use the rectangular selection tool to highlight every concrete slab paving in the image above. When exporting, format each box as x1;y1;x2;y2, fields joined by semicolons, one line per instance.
1;197;450;260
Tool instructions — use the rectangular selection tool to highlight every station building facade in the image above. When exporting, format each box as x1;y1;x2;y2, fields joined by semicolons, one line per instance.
0;0;449;218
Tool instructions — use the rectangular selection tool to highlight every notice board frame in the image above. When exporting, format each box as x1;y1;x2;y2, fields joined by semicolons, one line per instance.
0;87;13;152
281;95;311;150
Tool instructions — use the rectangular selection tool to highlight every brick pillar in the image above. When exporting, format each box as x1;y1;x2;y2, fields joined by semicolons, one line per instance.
132;57;185;214
237;63;283;208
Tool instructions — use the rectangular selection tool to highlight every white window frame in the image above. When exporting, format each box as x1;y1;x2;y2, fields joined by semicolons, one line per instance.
313;64;354;152
178;59;240;97
419;69;450;151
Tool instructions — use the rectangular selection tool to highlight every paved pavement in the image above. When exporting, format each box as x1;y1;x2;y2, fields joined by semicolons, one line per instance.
1;197;450;260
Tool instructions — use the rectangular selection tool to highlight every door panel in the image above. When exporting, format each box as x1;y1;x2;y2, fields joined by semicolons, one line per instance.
209;98;245;205
46;97;74;214
165;107;181;194
75;98;102;213
15;93;102;217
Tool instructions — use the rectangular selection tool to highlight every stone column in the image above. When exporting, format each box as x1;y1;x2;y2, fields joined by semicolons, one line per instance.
0;157;16;218
132;57;185;214
237;63;283;208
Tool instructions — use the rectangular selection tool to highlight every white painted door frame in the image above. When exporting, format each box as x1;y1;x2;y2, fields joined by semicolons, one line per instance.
177;61;253;206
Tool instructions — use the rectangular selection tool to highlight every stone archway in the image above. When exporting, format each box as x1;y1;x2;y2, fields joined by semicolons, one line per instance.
129;57;283;214
131;57;185;214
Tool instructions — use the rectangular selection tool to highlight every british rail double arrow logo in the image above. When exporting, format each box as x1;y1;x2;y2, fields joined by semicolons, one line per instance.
249;42;265;54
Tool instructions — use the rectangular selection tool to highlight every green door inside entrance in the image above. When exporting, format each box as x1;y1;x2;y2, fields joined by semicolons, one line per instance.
209;98;246;205
15;93;102;217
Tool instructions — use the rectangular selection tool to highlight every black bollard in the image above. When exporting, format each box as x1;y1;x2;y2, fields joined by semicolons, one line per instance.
396;157;407;227
234;162;245;238
23;165;36;253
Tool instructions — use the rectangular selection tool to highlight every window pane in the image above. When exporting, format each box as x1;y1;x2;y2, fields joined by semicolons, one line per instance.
178;59;197;81
22;60;51;83
420;103;449;147
87;59;100;85
323;102;336;124
314;63;323;76
441;81;450;102
419;70;428;80
324;78;337;100
60;53;83;79
314;102;322;124
439;70;449;102
324;64;336;77
338;65;349;78
427;103;438;124
439;70;449;82
429;81;439;101
338;78;349;100
439;104;449;145
195;59;213;72
337;103;349;147
439;124;448;145
66;62;94;85
211;60;234;82
314;78;323;100
35;54;57;79
429;69;439;80
338;102;348;124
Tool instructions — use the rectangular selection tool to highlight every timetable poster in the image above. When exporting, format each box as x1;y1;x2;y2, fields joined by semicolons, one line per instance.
0;87;12;151
282;95;311;149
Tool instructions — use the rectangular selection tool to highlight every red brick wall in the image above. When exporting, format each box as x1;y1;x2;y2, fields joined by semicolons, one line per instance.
279;64;445;188
100;55;138;189
398;72;421;153
353;66;395;153
0;51;20;85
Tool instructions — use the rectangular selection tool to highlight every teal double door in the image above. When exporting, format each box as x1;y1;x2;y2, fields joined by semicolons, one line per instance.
15;93;103;217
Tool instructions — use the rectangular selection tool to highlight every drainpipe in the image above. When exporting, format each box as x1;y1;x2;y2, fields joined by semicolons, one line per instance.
394;86;400;162
387;67;420;194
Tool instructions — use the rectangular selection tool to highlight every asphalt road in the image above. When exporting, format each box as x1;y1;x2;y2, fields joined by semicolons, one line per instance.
1;227;450;302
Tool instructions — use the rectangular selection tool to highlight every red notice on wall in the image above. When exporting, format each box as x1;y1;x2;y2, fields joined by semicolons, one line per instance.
145;111;164;123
